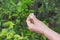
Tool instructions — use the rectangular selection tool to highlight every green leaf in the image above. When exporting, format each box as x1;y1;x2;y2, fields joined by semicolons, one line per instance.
3;21;15;28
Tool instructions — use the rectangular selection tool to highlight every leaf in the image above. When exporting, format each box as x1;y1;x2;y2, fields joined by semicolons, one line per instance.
0;29;7;37
17;1;22;12
3;21;15;28
14;34;23;40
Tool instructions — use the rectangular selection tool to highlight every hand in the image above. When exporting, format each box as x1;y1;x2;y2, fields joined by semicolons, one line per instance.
26;13;60;40
26;13;47;34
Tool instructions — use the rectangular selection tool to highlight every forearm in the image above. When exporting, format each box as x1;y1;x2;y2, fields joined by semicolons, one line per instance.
26;13;60;40
41;27;60;40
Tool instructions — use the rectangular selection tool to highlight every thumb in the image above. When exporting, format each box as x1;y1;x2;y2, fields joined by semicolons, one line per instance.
29;13;38;22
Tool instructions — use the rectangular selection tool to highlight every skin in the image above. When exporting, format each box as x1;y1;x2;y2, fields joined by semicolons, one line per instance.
26;13;60;40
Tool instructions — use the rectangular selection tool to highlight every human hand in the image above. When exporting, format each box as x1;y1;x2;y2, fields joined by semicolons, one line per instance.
26;13;60;40
26;13;48;34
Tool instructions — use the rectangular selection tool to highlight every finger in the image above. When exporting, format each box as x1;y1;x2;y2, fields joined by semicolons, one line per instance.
29;13;38;23
26;15;34;26
30;13;36;18
26;14;34;24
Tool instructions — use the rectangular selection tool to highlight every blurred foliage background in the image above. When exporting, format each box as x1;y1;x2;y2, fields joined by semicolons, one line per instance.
0;0;60;40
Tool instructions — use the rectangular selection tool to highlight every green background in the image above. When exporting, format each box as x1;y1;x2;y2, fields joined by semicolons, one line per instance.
0;0;60;40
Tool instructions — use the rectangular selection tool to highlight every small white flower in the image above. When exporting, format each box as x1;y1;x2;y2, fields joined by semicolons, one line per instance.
30;13;35;18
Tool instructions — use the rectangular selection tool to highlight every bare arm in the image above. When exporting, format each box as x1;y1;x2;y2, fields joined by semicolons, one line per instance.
26;13;60;40
39;26;60;40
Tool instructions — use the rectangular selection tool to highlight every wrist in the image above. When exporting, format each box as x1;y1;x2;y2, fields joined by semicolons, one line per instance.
42;27;60;40
41;26;49;35
36;26;48;34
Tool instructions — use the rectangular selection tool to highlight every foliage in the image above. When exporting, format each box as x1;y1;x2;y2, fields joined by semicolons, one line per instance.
0;0;60;40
